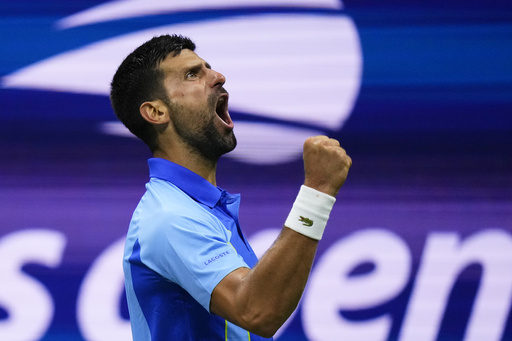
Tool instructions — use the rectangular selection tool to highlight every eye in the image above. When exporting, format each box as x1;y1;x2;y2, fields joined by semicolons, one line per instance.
186;71;197;79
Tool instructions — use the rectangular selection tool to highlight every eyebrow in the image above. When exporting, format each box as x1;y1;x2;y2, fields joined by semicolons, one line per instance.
184;61;211;73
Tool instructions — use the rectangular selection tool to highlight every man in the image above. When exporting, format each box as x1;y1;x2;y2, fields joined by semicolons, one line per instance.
111;34;352;340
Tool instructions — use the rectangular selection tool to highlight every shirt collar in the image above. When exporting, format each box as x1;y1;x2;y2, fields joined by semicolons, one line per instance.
148;158;222;208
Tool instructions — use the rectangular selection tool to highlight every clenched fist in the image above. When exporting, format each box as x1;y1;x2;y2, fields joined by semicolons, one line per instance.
302;136;352;197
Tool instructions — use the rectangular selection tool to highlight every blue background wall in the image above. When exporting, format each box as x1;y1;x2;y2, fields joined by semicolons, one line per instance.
1;1;511;340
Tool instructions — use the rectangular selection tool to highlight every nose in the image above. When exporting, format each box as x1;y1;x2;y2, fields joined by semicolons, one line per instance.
210;69;226;88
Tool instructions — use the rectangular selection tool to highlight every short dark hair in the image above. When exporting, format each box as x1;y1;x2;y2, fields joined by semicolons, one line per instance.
110;34;196;151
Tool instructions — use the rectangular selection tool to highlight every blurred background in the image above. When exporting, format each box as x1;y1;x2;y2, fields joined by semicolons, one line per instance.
1;1;511;340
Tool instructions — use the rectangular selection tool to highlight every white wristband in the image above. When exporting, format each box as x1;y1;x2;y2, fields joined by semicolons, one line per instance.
285;185;336;240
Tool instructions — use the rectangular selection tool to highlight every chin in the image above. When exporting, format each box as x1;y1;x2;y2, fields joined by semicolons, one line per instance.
224;132;237;153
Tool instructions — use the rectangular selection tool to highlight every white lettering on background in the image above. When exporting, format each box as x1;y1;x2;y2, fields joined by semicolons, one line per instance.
303;229;411;341
0;228;510;340
399;230;512;341
77;237;131;341
0;229;66;341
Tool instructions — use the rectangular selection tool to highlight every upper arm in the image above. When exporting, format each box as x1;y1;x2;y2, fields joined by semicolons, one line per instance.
210;266;249;315
209;265;282;338
210;267;254;329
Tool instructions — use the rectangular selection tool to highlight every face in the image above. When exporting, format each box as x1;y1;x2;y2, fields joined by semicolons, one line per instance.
159;49;236;161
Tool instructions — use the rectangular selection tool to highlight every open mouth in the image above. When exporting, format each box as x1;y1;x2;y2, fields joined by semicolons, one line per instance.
215;93;233;128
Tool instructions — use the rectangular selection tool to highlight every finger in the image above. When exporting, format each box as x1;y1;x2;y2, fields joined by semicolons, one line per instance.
326;138;341;147
311;136;340;147
346;156;353;168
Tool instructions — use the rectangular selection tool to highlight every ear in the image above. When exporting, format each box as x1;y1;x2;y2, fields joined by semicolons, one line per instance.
139;100;170;125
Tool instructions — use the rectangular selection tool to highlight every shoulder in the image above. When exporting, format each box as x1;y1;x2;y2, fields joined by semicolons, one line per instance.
137;179;199;220
144;178;193;207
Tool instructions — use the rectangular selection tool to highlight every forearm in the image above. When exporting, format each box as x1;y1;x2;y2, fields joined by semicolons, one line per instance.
240;227;318;331
211;226;319;337
235;185;338;329
212;186;336;336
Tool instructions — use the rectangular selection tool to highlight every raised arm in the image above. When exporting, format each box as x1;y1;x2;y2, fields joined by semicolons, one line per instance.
210;135;352;338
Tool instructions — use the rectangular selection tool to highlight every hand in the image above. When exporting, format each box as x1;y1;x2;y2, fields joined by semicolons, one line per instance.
302;135;352;197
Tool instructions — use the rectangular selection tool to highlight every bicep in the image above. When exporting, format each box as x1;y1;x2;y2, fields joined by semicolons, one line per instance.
210;267;251;323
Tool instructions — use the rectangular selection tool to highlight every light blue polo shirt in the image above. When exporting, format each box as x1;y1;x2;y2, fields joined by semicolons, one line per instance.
123;158;273;341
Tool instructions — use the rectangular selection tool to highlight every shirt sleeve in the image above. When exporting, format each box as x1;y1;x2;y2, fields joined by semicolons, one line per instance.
136;189;249;312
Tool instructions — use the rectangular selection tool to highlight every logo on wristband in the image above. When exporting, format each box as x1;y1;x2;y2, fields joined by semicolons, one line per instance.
299;216;314;227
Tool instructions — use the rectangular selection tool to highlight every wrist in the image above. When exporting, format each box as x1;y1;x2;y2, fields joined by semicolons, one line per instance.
302;180;339;197
284;185;336;240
